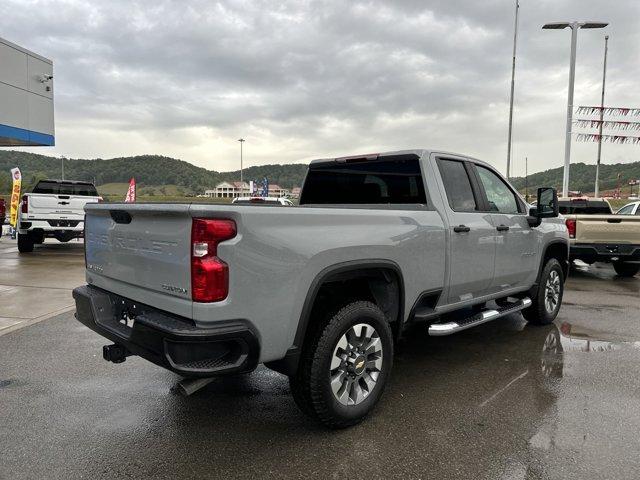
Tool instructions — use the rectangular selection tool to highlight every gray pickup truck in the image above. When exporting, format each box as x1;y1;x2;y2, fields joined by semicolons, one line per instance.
73;150;568;428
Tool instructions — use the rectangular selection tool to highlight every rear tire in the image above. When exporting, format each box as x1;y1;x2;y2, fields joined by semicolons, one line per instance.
17;232;34;253
289;301;393;429
613;262;640;278
523;258;564;325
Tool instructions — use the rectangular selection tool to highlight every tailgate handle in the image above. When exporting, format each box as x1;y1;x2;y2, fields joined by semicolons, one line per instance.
110;210;132;224
607;219;622;223
58;195;70;199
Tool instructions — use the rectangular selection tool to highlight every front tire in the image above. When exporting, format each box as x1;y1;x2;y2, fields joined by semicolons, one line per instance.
523;258;564;325
17;232;34;253
613;262;640;278
289;301;393;428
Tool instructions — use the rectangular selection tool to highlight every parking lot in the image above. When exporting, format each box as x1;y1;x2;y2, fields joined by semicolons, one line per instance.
1;240;640;479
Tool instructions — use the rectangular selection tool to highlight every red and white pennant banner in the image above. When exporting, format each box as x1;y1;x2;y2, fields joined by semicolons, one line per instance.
576;106;640;117
575;133;640;144
574;119;640;131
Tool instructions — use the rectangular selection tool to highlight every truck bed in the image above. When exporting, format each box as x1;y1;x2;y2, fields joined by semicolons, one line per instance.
84;202;447;362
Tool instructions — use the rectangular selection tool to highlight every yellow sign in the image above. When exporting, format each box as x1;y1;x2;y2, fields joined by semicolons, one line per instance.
9;168;22;228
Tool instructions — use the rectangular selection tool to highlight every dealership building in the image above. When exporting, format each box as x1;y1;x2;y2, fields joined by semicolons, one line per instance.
0;37;54;147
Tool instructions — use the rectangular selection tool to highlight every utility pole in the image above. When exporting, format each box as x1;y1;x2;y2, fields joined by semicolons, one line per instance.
506;0;520;179
61;156;65;180
237;138;245;185
595;35;609;198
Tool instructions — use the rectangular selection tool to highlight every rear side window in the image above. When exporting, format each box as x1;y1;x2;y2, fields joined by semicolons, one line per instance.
558;201;611;215
299;155;426;205
437;159;477;211
33;181;98;196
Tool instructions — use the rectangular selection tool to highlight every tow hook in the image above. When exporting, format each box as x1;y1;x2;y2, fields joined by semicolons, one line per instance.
103;344;131;364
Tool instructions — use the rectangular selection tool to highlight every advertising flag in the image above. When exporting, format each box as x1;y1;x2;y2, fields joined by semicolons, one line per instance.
261;177;269;197
9;168;22;228
124;177;136;203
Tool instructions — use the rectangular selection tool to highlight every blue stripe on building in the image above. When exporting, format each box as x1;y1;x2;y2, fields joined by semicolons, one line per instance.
0;123;55;146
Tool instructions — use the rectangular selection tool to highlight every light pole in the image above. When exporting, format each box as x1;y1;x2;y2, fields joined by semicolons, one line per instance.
525;156;529;202
506;0;520;179
594;35;609;198
237;138;245;185
542;21;608;197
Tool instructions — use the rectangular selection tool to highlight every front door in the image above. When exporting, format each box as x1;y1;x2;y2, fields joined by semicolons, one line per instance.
473;164;538;290
436;158;496;304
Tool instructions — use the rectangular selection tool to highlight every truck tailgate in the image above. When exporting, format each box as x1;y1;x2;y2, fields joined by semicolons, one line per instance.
84;204;192;301
28;193;95;218
575;215;640;243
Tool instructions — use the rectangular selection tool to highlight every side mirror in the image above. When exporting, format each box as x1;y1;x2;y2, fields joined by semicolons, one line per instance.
527;187;558;227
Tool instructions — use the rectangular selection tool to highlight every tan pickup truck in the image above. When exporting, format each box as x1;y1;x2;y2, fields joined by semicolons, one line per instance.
560;197;640;277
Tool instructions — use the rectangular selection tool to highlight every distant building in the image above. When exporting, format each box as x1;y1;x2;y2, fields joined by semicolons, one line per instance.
290;187;301;198
204;181;250;198
268;184;290;198
204;181;291;199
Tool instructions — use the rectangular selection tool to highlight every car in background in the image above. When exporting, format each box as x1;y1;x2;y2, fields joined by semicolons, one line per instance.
232;196;293;206
16;179;101;253
616;201;640;215
560;197;640;277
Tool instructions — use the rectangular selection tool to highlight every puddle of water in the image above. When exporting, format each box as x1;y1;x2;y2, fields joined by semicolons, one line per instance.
559;321;640;353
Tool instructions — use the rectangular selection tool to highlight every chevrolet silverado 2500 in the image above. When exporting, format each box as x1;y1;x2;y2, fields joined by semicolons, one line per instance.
73;150;568;428
559;197;640;277
17;179;101;252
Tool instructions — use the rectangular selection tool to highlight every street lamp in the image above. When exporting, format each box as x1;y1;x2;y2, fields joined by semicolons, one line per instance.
237;138;245;185
542;21;608;197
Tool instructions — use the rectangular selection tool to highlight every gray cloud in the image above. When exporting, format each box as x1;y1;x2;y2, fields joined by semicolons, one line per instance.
1;0;638;176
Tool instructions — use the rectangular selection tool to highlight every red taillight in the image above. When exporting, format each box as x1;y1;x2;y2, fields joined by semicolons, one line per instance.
565;218;576;239
191;218;236;302
21;195;28;213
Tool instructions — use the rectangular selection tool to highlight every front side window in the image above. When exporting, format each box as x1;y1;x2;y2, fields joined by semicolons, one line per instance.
617;204;634;215
437;159;477;211
476;166;520;214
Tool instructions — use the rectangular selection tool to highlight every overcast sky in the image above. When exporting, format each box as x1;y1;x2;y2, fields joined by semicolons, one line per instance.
2;0;639;175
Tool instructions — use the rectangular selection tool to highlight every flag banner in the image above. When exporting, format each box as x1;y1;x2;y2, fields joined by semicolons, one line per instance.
9;168;22;228
576;106;640;117
260;177;269;197
574;119;640;131
124;177;136;202
575;133;640;145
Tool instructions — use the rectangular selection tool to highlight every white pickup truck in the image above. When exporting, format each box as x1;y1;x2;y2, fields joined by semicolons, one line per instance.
17;179;101;252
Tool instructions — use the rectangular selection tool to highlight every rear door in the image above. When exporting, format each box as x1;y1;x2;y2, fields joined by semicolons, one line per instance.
435;158;496;303
472;163;537;290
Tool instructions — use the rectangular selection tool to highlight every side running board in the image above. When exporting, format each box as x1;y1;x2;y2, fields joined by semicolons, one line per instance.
428;297;532;336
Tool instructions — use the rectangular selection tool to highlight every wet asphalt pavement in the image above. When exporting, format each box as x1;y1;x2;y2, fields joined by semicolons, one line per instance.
1;258;640;479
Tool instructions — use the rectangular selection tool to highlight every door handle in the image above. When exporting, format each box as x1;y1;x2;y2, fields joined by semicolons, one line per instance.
453;225;471;233
496;225;510;232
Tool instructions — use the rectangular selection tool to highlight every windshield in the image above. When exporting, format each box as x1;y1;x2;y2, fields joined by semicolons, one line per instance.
33;181;98;196
558;200;611;215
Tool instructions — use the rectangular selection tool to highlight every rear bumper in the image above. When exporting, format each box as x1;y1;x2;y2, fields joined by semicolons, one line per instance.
570;243;640;263
73;285;260;377
19;218;84;233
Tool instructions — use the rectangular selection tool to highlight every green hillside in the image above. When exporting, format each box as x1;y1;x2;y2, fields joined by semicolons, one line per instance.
2;149;638;198
511;161;640;195
0;150;308;194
